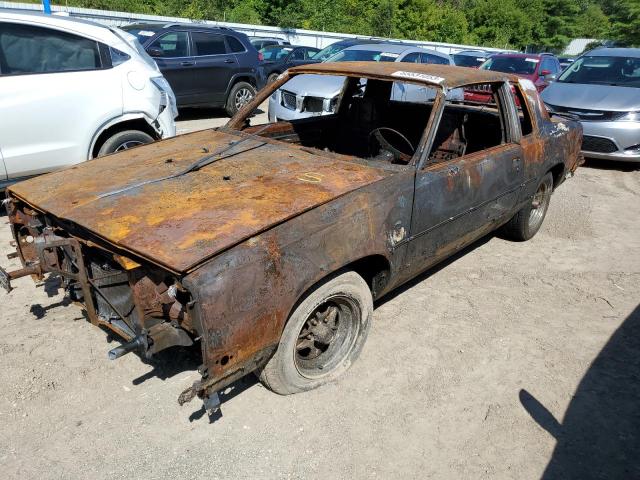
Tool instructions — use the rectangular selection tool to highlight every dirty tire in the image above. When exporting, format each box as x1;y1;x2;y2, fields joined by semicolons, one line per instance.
259;271;373;395
97;130;154;157
225;81;256;117
267;72;280;84
502;172;553;241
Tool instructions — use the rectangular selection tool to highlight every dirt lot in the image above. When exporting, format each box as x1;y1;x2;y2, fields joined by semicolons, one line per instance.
1;116;639;478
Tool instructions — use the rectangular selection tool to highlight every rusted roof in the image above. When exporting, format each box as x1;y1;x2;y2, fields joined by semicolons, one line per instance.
8;129;388;273
289;61;518;89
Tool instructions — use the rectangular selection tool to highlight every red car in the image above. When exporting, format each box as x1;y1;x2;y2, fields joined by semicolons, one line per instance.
465;53;562;103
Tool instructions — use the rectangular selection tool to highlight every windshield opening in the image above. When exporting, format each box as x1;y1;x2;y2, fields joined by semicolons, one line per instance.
481;56;539;75
228;73;444;168
558;55;640;88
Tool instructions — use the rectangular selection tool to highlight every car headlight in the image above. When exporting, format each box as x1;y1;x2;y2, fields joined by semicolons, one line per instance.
615;111;639;122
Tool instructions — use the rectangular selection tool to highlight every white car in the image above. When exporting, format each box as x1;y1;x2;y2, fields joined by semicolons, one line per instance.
268;43;462;122
0;12;177;188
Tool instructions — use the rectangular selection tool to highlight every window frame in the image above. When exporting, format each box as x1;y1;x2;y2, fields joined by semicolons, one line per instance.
0;21;107;77
420;81;521;169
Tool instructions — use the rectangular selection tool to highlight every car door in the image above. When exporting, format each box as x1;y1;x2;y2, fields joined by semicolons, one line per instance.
404;83;524;273
0;21;122;179
146;31;194;105
190;30;235;105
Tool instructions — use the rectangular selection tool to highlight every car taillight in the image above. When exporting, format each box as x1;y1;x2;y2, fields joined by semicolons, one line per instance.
258;52;264;62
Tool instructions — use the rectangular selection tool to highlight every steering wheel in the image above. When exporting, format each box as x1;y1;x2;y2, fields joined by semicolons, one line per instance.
368;127;415;163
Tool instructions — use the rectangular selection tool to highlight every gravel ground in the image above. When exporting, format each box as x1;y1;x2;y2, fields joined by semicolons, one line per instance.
0;114;639;479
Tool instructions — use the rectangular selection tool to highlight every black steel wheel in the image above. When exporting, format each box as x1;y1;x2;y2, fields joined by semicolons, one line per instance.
258;271;373;395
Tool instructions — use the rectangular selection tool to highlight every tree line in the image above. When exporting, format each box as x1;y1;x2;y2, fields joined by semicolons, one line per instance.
43;0;639;52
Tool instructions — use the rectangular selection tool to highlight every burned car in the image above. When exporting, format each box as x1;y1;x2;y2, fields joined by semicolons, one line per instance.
1;63;582;415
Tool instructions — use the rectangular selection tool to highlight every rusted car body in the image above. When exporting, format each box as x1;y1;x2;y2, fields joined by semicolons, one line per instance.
1;63;582;414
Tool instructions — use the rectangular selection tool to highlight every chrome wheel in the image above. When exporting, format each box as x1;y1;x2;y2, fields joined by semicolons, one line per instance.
234;87;254;110
294;295;361;379
114;140;143;152
528;176;552;231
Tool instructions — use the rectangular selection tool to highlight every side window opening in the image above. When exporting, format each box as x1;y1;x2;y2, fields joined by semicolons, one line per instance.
510;82;533;136
429;82;505;163
0;23;101;75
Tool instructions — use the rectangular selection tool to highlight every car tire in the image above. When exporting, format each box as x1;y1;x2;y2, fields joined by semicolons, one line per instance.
258;271;373;395
267;72;280;84
501;172;553;241
97;130;154;157
225;81;256;117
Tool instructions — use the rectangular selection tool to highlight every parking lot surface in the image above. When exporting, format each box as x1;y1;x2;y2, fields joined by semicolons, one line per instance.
0;114;639;478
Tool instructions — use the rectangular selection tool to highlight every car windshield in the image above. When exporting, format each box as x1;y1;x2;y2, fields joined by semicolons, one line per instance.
453;54;486;68
261;46;293;61
481;56;538;75
313;43;352;62
326;49;399;63
557;55;640;88
120;25;160;45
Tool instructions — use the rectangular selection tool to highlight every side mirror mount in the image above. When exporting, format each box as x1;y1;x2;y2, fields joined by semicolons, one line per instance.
147;47;164;58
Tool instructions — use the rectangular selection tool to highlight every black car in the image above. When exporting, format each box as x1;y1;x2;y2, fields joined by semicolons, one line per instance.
122;23;266;116
260;45;321;83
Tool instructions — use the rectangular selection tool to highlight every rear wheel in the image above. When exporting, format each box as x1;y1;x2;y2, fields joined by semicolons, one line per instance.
225;81;256;117
501;172;553;241
97;130;154;157
267;72;280;84
259;271;373;395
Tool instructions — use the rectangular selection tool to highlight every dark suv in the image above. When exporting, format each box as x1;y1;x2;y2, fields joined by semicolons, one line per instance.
122;23;266;116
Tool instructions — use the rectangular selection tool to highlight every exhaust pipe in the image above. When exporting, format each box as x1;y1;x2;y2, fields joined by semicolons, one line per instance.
108;335;146;360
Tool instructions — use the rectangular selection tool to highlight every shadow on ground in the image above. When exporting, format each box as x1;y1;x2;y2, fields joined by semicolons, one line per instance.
520;304;640;479
583;158;640;172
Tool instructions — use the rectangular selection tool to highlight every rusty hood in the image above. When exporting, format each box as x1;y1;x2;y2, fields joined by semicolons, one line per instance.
8;129;388;273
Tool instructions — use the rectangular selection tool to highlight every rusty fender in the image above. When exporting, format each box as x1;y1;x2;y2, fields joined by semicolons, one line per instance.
180;170;415;399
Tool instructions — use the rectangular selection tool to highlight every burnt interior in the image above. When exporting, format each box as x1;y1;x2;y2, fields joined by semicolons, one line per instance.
244;78;505;166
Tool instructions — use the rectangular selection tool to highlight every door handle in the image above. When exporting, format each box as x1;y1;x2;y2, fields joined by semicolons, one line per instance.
224;59;235;64
180;61;194;66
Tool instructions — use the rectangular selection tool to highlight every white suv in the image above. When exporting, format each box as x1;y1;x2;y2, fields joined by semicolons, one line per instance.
0;12;177;188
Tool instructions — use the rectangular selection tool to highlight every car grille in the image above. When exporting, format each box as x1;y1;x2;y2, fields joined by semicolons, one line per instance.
304;96;324;113
546;104;620;121
582;135;618;153
281;90;297;110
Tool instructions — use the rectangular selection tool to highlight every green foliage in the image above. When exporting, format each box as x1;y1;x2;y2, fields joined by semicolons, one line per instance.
43;0;634;50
